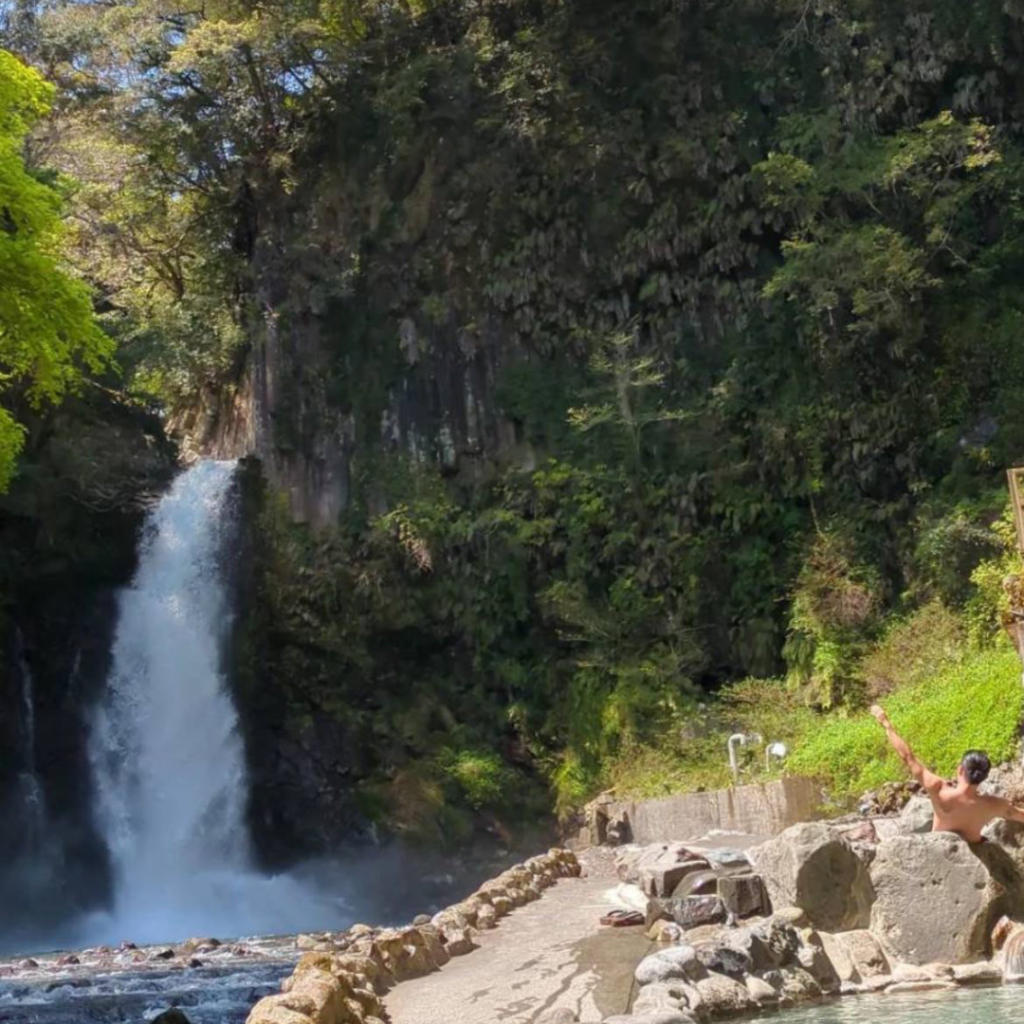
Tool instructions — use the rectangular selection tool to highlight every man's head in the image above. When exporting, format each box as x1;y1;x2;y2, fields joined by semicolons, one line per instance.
960;750;991;787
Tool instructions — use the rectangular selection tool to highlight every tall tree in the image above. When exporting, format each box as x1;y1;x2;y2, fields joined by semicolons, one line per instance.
0;48;111;488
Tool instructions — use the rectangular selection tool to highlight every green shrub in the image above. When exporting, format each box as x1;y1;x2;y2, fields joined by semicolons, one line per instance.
551;750;600;818
785;531;883;708
857;600;966;699
788;646;1024;801
911;493;1006;607
436;747;514;810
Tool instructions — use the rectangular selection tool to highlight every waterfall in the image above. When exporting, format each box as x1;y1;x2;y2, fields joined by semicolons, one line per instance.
13;628;45;855
85;460;331;946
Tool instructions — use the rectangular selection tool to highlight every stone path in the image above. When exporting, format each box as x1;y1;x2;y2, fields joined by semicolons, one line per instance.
384;849;653;1024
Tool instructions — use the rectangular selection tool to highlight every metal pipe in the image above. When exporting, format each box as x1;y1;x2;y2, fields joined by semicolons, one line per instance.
728;733;748;781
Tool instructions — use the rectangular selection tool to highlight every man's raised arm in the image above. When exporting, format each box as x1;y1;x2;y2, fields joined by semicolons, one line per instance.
870;705;943;794
993;798;1024;824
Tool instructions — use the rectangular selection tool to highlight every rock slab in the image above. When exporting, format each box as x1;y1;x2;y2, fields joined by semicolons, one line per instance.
869;833;999;965
749;823;874;931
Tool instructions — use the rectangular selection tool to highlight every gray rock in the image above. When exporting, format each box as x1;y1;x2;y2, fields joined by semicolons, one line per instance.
635;945;705;986
749;823;874;931
891;963;949;983
632;982;688;1014
639;853;710;898
718;874;768;918
722;926;776;972
672;869;719;898
693;973;756;1015
819;931;859;983
703;848;753;874
898;795;935;834
870;833;1001;965
953;962;1003;985
886;981;957;993
647;896;726;931
750;916;802;967
694;945;751;979
762;966;823;1004
796;931;841;993
745;974;779;1005
833;930;890;979
149;1012;191;1024
615;845;645;882
621;843;704;895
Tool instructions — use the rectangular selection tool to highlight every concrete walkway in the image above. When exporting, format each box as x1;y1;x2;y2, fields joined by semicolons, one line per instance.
384;850;652;1024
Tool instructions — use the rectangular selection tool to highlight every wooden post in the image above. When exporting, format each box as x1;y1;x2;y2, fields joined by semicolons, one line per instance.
1008;467;1024;558
1007;469;1024;762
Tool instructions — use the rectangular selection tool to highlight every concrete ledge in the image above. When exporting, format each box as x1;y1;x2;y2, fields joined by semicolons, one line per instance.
583;777;824;847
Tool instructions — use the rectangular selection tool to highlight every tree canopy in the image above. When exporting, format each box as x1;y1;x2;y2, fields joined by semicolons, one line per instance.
0;47;111;489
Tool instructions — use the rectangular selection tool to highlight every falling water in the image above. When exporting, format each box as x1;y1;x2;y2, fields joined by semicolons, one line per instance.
13;628;45;854
85;460;332;946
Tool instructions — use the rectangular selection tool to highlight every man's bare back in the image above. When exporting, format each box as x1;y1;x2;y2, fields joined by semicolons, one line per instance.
869;705;1024;842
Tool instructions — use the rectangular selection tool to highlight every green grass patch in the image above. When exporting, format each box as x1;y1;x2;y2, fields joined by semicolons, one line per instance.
788;646;1024;799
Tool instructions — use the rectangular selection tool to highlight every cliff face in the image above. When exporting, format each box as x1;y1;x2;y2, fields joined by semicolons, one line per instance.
0;396;176;933
180;161;540;528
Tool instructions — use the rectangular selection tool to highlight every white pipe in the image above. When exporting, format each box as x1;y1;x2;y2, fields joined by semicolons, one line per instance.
765;740;788;771
728;733;746;781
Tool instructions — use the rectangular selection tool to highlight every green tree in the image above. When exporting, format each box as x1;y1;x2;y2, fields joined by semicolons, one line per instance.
0;48;111;488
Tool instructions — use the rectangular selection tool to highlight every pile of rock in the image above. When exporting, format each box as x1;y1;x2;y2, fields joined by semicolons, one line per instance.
588;818;1024;1023
614;841;768;934
245;849;581;1024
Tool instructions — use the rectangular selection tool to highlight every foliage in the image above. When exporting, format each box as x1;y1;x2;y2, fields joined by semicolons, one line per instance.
858;601;966;699
12;0;1024;833
436;747;513;811
0;48;111;487
784;531;883;708
788;647;1024;800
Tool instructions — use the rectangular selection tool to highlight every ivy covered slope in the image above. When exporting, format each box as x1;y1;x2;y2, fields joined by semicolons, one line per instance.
11;1;1024;844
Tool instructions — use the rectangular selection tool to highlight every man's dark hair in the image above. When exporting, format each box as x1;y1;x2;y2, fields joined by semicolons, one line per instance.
961;750;991;786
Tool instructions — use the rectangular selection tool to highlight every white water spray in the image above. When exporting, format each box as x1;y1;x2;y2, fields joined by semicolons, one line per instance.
14;629;45;855
85;461;332;946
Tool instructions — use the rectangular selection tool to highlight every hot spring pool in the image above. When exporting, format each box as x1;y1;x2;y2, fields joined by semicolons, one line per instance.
761;985;1021;1023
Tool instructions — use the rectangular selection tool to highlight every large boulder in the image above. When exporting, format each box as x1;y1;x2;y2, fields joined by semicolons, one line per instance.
869;833;1001;965
749;824;874;931
898;795;934;835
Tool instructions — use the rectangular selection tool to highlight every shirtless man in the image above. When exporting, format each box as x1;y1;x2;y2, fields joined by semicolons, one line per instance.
870;704;1024;842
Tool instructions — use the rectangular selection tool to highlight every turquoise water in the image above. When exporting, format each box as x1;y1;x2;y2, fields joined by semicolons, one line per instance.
759;986;1021;1023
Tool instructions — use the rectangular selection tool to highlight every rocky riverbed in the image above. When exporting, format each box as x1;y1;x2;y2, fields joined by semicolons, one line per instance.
0;937;296;1024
